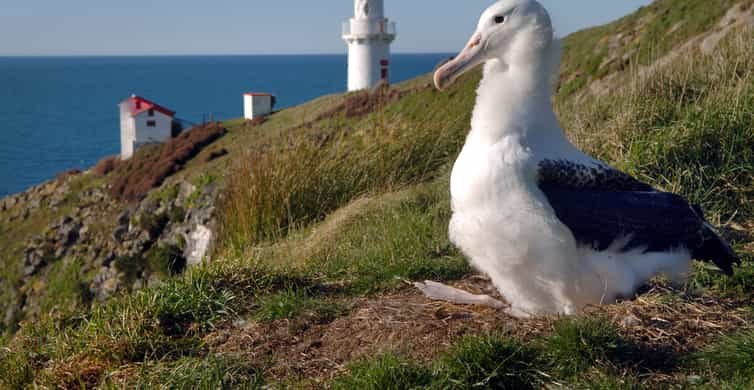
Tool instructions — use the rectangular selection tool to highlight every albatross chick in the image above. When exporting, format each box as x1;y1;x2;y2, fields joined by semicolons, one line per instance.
417;0;740;318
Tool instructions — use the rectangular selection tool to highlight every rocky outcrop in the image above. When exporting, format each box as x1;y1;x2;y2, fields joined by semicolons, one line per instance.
90;179;220;301
1;171;222;333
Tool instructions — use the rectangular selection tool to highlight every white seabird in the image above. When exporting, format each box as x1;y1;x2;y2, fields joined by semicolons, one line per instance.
418;0;740;318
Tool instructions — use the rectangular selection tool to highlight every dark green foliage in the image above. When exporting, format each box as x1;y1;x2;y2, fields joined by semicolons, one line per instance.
168;205;186;223
333;354;433;390
147;244;187;277
137;212;169;238
115;244;187;287
149;270;235;336
114;254;145;287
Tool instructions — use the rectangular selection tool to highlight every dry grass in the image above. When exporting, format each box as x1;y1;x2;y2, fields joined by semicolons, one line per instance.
218;77;476;252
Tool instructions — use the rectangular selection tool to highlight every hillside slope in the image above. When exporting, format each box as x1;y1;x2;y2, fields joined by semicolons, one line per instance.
1;0;753;387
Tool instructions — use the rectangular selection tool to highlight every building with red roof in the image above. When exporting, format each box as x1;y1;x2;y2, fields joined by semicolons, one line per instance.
119;95;176;159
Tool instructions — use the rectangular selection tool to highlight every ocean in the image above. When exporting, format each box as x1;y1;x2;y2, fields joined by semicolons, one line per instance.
0;54;450;197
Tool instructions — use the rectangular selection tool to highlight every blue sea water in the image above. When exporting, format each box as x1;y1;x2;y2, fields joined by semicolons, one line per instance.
0;54;451;197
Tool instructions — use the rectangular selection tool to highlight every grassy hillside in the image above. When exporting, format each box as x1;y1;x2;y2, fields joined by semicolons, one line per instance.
1;0;753;388
558;0;754;96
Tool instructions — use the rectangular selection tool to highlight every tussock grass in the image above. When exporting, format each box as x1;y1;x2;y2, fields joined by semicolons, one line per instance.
1;266;253;387
219;74;478;252
245;181;470;295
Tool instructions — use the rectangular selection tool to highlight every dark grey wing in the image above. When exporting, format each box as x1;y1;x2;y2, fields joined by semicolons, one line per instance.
538;159;656;192
537;159;740;274
538;185;704;253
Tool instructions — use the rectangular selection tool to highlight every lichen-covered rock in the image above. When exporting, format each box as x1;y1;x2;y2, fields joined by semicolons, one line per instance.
186;224;213;266
23;247;47;277
90;266;121;301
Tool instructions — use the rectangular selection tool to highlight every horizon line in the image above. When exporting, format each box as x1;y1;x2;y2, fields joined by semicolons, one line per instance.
0;51;455;58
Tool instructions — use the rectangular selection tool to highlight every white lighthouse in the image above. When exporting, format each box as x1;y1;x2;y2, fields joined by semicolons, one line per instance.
342;0;397;91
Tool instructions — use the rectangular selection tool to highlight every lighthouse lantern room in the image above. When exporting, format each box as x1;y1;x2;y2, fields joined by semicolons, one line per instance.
342;0;396;91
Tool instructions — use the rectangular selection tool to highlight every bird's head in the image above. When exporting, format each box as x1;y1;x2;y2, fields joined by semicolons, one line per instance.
434;0;555;90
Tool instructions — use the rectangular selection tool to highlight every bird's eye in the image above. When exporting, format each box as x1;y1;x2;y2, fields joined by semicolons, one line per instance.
494;15;506;24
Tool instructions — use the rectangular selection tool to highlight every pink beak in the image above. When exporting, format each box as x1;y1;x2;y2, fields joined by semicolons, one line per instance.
434;33;485;90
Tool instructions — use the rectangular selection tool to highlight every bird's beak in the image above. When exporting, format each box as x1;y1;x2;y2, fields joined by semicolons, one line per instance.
434;33;485;91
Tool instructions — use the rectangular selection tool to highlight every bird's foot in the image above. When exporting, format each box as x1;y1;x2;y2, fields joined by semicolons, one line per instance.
413;280;507;309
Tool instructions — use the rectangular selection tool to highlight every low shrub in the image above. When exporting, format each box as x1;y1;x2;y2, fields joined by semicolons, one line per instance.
110;123;227;201
93;155;120;176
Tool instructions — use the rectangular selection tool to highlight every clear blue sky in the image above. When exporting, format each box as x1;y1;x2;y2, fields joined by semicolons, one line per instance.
0;1;652;56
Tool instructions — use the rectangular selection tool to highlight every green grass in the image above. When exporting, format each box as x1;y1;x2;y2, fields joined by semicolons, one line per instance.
253;289;350;328
332;354;433;390
543;317;637;378
332;331;645;389
695;330;754;379
304;182;470;294
558;0;752;98
36;259;94;317
333;335;542;390
106;355;264;389
432;334;542;389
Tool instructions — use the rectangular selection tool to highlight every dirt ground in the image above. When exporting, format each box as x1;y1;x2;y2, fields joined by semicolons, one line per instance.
203;275;752;386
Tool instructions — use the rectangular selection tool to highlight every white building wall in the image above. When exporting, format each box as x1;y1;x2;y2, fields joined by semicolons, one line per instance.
347;40;390;91
119;103;136;159
134;111;172;147
244;95;273;119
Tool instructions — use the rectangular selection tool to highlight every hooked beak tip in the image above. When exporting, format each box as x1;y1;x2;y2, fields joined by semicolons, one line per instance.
432;33;484;92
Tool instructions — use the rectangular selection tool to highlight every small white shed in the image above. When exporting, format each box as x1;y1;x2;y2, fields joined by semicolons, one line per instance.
243;92;275;120
119;95;175;159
